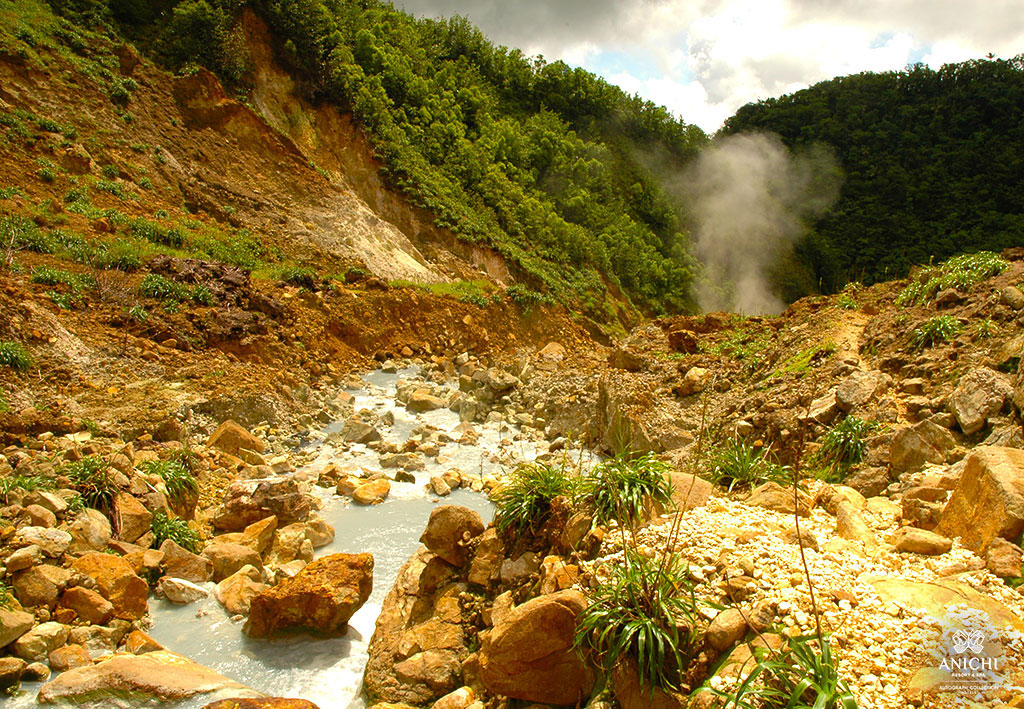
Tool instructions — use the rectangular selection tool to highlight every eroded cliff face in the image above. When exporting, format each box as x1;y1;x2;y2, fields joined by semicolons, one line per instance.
237;10;512;285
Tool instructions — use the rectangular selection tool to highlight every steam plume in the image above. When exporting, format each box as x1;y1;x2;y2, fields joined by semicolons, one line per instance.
683;132;841;315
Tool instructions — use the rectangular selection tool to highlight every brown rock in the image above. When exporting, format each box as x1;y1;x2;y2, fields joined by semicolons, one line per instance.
213;479;312;532
419;505;485;567
12;564;72;610
37;650;261;703
936;446;1024;552
479;590;594;705
160;539;214;583
948;367;1013;435
890;420;956;474
407;390;446;413
706;608;747;652
668;473;713;511
352;479;391;505
0;656;27;692
125;630;164;654
836;370;888;412
665;326;698;354
612;655;688;709
48;644;92;671
835;501;878;547
467;528;504;586
71;553;149;620
746;482;811;517
985;538;1023;578
215;566;268;616
23;504;57;528
244;553;373;637
208;420;265;456
59;586;114;625
0;607;35;649
892;527;953;555
114;493;153;543
203;542;264;583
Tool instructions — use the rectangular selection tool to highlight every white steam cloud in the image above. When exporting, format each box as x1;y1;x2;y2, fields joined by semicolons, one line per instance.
683;132;842;315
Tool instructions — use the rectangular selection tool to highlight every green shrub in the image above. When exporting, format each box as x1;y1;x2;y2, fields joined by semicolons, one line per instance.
137;177;152;190
130;218;184;248
493;462;577;540
36;159;57;183
150;509;201;553
834;293;857;310
107;77;138;105
101;163;119;179
0;473;53;498
576;550;707;693
139;459;197;502
706;634;856;709
138;273;210;304
910;315;962;349
278;265;318;289
0;341;32;370
578;453;673;526
2;214;55;253
90;239;143;271
96;179;126;199
31;265;95;297
813;416;881;481
707;439;791;492
61;456;116;512
507;283;553;310
896;251;1009;306
64;186;89;204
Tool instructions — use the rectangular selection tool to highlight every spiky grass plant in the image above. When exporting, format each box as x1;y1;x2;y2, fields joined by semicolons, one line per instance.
493;461;577;540
910;315;962;350
578;452;674;527
813;416;882;482
707;439;791;492
150;509;202;553
576;550;708;693
0;340;32;370
139;459;197;503
61;456;116;512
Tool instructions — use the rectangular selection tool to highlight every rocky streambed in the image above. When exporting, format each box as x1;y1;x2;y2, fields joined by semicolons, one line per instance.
0;360;597;707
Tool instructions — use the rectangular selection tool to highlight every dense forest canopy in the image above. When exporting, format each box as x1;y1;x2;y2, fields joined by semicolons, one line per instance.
52;0;709;318
724;57;1024;292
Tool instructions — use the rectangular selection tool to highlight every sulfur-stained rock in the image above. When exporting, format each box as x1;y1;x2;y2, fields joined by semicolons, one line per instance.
114;493;153;544
215;566;268;616
244;553;373;637
13;622;69;662
48;644;92;672
478;590;593;705
59;586;114;625
160;539;214;583
419;506;484;567
936;446;1024;552
353;479;391;505
71;553;149;620
12;564;72;610
203;542;263;583
208;420;265;457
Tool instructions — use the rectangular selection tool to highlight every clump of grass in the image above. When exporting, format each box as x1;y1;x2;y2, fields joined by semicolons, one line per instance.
578;453;674;527
139;273;212;305
493;462;578;540
150;509;201;553
278;265;318;289
834;293;857;310
89;239;144;271
61;456;116;512
0;341;32;370
576;550;708;693
707;634;856;708
36;158;57;183
506;283;554;311
107;77;138;105
0;473;54;499
813;415;882;482
391;278;495;308
0;580;14;610
772;342;836;378
139;459;197;503
896;251;1009;306
910;315;962;349
130;218;184;248
973;318;997;340
707;439;791;492
2;214;55;253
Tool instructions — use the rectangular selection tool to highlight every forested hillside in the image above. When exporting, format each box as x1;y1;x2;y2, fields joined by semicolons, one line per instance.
724;58;1024;292
50;0;708;317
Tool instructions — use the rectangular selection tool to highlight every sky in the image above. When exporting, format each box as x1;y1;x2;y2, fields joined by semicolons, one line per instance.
394;0;1024;133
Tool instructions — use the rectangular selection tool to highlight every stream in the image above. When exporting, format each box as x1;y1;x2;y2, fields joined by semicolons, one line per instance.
14;365;594;708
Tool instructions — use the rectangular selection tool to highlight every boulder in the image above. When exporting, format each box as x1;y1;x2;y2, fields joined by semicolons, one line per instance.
407;390;446;413
890;420;956;474
71;552;149;620
868;577;1024;632
665;326;698;354
985;538;1023;578
215;565;268;616
0;657;26;692
352;479;391;505
706;608;747;652
892;527;952;555
37;650;262;704
835;501;877;547
612;656;689;709
265;523;315;567
668;472;713;511
12;563;71;609
479;590;594;705
160;539;214;583
49;644;92;672
431;686;476;709
13;526;72;557
337;416;382;444
804;389;840;425
836;370;887;412
203;542;263;583
212;479;311;532
12;621;68;662
125;630;164;655
467;528;504;586
420;506;485;567
114;493;153;543
23;504;57;528
158;577;210;604
5;545;42;572
59;586;114;625
608;347;645;372
746;482;811;517
676;366;711;397
68;509;112;553
0;607;35;649
208;420;265;456
948;367;1013;435
244;553;373;637
483;369;520;393
936;446;1024;552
